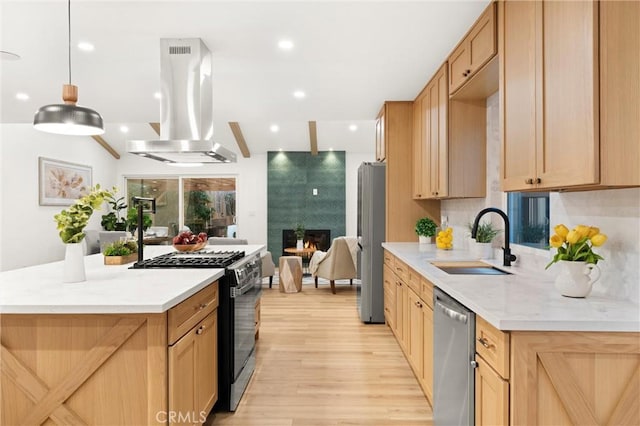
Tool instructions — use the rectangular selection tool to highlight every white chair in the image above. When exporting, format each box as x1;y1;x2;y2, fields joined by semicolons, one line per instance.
309;236;358;294
208;237;276;287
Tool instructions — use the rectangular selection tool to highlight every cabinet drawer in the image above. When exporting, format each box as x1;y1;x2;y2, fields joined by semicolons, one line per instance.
393;258;409;283
407;267;421;294
476;315;510;379
169;282;219;345
383;250;394;267
421;277;434;309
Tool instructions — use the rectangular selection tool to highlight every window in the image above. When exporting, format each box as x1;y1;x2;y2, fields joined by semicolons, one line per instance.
125;176;236;237
507;192;550;250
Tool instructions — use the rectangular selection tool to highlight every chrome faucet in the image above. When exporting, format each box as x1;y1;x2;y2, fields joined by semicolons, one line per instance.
471;207;517;267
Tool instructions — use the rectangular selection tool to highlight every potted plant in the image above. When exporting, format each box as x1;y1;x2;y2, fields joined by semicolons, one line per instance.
103;240;138;265
101;194;128;231
546;224;607;298
468;221;501;259
415;217;437;243
126;206;153;237
294;223;305;250
54;185;115;282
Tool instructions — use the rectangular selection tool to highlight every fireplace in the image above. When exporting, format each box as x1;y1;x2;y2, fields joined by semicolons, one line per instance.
282;229;331;255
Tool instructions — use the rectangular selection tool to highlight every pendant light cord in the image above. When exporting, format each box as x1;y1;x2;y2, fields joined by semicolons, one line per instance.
67;0;71;84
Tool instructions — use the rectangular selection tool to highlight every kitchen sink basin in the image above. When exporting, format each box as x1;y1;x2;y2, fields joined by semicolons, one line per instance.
430;261;511;276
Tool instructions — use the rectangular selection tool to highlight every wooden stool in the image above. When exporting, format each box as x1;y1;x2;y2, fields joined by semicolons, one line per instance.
279;256;302;293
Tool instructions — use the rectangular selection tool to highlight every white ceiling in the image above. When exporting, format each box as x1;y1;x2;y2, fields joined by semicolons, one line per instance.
1;0;490;157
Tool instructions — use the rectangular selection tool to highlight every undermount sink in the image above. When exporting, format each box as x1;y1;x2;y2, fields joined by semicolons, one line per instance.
430;261;512;276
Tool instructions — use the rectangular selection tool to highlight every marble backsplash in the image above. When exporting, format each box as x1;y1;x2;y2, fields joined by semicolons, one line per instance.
440;92;640;304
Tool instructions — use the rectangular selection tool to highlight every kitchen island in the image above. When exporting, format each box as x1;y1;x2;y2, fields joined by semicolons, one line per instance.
0;244;263;425
382;242;640;425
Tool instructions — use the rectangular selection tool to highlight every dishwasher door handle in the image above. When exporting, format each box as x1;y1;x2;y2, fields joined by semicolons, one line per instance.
435;300;469;324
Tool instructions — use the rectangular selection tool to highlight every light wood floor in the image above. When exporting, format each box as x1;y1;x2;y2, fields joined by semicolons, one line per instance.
211;283;433;425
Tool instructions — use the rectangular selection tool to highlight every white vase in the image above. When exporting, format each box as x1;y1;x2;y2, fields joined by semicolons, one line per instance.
553;260;601;298
474;242;494;259
63;242;86;283
418;235;433;244
296;239;304;250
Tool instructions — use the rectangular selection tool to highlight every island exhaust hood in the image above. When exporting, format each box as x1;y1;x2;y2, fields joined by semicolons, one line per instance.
128;38;237;164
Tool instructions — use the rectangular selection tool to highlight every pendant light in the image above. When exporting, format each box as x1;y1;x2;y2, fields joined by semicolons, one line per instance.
33;0;104;135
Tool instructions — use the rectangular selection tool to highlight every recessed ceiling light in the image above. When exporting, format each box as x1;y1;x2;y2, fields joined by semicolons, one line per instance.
349;124;358;132
15;93;29;101
120;125;129;133
278;39;294;50
293;90;305;99
270;124;279;133
154;92;162;100
77;42;94;52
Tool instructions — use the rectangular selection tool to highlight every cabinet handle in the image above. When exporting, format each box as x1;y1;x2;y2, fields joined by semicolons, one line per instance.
196;303;209;310
535;178;541;184
415;301;422;308
525;178;534;184
477;337;493;349
196;325;206;335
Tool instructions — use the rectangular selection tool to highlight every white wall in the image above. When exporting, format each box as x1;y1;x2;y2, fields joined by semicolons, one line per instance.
0;124;118;271
441;93;640;303
346;152;375;237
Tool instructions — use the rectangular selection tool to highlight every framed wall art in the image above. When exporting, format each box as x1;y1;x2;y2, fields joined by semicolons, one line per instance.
39;157;92;206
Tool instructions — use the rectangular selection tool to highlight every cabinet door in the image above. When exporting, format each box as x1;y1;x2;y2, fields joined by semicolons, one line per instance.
422;305;434;404
412;95;424;199
408;288;424;378
468;2;497;75
395;281;405;346
500;0;538;191
475;356;509;426
538;0;599;188
383;264;396;329
448;42;469;94
195;312;217;417
169;327;197;425
428;65;448;198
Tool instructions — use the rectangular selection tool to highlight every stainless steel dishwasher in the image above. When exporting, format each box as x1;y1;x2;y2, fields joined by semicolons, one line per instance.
433;287;475;425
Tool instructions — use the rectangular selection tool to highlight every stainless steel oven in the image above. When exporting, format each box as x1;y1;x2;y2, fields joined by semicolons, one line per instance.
217;253;262;411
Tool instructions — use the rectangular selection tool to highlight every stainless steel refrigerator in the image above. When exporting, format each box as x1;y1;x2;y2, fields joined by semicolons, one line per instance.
357;162;385;323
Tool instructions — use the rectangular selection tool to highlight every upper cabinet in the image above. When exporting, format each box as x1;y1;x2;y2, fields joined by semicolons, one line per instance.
413;63;486;200
448;3;497;96
500;0;640;192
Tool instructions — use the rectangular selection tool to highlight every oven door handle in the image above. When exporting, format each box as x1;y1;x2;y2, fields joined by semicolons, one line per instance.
230;281;256;298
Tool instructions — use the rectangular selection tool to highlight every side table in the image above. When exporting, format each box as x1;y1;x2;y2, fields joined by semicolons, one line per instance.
279;256;302;293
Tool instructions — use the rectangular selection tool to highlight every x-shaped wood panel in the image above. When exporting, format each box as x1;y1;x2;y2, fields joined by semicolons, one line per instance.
1;318;144;425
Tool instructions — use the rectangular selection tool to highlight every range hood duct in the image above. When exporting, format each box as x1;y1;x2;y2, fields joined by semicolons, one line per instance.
128;38;236;164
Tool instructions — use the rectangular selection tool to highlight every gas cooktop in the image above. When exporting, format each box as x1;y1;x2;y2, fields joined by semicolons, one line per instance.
131;250;245;269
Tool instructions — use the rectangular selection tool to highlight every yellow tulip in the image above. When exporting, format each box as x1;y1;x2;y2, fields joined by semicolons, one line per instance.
554;224;569;239
575;225;590;239
566;230;580;244
587;227;600;238
549;234;564;248
590;233;607;247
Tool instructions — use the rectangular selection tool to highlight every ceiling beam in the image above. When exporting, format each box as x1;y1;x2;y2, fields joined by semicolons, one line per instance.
228;122;251;158
309;121;318;155
90;136;120;159
149;122;160;136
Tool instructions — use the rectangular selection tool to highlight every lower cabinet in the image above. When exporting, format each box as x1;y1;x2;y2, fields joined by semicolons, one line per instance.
475;355;509;425
169;312;217;426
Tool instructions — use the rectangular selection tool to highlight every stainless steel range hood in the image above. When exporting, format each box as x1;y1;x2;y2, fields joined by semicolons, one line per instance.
128;38;236;164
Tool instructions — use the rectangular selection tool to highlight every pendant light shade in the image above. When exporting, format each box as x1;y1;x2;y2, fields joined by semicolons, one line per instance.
33;1;104;136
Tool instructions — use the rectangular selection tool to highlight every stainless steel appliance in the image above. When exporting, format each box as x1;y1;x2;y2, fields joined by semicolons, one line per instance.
433;287;476;425
131;249;262;412
356;162;385;323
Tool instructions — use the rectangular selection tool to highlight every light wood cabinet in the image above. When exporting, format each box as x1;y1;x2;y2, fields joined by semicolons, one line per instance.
428;64;449;198
407;287;424;378
412;91;429;199
169;312;217;425
422;297;434;403
449;2;497;95
500;0;639;191
0;281;219;425
475;355;509;426
383;263;396;329
379;101;440;241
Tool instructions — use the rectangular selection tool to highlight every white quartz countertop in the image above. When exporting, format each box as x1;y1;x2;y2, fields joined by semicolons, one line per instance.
382;243;640;332
0;244;264;314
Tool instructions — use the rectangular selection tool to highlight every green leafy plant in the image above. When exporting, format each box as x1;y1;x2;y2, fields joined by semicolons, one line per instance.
468;221;501;243
103;240;138;256
415;217;437;237
54;185;116;244
101;194;127;231
294;223;305;240
126;207;153;235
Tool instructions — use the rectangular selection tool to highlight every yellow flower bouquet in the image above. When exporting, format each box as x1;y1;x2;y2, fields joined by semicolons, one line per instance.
546;224;607;269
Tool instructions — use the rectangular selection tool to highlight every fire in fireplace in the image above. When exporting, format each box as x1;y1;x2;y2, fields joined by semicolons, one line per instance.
282;229;331;255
